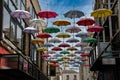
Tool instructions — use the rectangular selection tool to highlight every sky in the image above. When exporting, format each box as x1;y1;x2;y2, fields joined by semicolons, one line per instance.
39;0;94;26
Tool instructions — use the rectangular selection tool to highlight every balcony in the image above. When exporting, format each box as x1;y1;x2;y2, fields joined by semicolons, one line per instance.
0;54;49;80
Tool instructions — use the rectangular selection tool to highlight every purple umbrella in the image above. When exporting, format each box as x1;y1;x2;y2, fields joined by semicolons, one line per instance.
10;10;31;19
66;38;79;43
23;27;39;33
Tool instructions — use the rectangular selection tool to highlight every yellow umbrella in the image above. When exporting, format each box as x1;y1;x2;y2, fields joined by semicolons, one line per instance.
61;56;70;60
56;33;71;38
48;62;54;66
53;19;71;26
67;53;76;57
31;38;44;44
91;8;112;18
37;47;47;52
67;47;78;51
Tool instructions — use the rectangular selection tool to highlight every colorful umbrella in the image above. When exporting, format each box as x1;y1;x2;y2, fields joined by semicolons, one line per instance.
67;47;78;51
83;38;97;43
31;38;44;44
66;26;81;33
75;32;89;38
58;43;70;47
47;51;56;54
67;53;76;57
83;46;93;51
64;10;84;19
60;50;70;55
66;38;79;43
43;27;60;33
56;33;71;38
37;33;52;38
10;10;31;19
57;59;64;62
80;53;89;57
75;43;87;47
51;63;59;67
80;58;88;61
37;10;58;18
42;43;54;47
53;19;71;26
75;50;84;54
37;47;48;52
61;56;70;60
52;47;62;51
29;19;47;27
77;18;95;26
91;8;112;18
41;53;50;58
48;38;61;43
50;60;58;63
23;27;39;33
53;54;63;57
87;26;104;32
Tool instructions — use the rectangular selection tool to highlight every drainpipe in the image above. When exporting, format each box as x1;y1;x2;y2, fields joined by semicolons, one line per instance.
118;0;120;30
0;0;3;40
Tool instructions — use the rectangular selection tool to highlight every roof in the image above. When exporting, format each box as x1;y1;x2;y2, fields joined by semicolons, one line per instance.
62;70;78;74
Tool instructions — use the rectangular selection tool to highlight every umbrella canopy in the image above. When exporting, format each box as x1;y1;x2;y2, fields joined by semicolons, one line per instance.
64;10;84;18
83;46;93;51
29;19;47;27
52;47;62;51
37;10;58;18
66;38;79;43
48;38;61;43
58;43;70;47
37;47;48;52
37;33;52;38
53;54;63;57
91;8;112;18
87;26;104;32
75;32;89;38
50;60;58;63
43;27;60;33
60;50;70;55
75;43;87;47
80;53;89;57
77;18;95;26
83;38;97;43
80;58;88;61
57;59;64;62
23;27;39;33
47;51;56;54
67;47;78;51
42;43;54;47
56;33;71;38
53;19;71;26
61;56;70;60
10;10;31;19
66;26;81;33
75;50;84;54
31;38;44;44
67;53;76;57
41;53;50;58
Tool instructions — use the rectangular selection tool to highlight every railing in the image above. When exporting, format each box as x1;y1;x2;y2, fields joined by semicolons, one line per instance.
0;54;49;80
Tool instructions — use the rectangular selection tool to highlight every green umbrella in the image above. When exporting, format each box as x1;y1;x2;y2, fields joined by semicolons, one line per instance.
83;38;97;43
60;50;70;55
43;27;60;33
57;59;64;62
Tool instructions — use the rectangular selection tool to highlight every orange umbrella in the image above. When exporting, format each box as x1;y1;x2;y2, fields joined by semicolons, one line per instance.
31;38;44;44
53;19;71;26
56;33;71;38
67;47;78;51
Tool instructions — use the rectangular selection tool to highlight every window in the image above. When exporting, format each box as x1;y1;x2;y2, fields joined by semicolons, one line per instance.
66;75;69;80
73;75;77;80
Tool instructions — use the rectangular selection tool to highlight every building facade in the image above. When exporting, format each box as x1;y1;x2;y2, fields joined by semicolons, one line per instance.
89;0;120;80
0;0;48;80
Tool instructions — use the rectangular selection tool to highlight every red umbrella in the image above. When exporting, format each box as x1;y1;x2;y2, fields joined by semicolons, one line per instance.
37;33;52;38
83;64;90;67
37;10;58;19
51;63;59;67
41;53;50;58
50;60;58;63
80;53;89;57
58;43;70;47
87;26;104;32
52;47;62;51
80;58;88;61
77;18;95;26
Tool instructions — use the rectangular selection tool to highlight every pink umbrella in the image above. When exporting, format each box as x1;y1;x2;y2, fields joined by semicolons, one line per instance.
80;53;89;57
77;18;95;26
23;27;39;33
37;10;58;19
52;47;62;51
37;33;52;38
87;26;104;32
41;53;50;58
66;26;81;33
58;43;70;47
80;58;88;61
